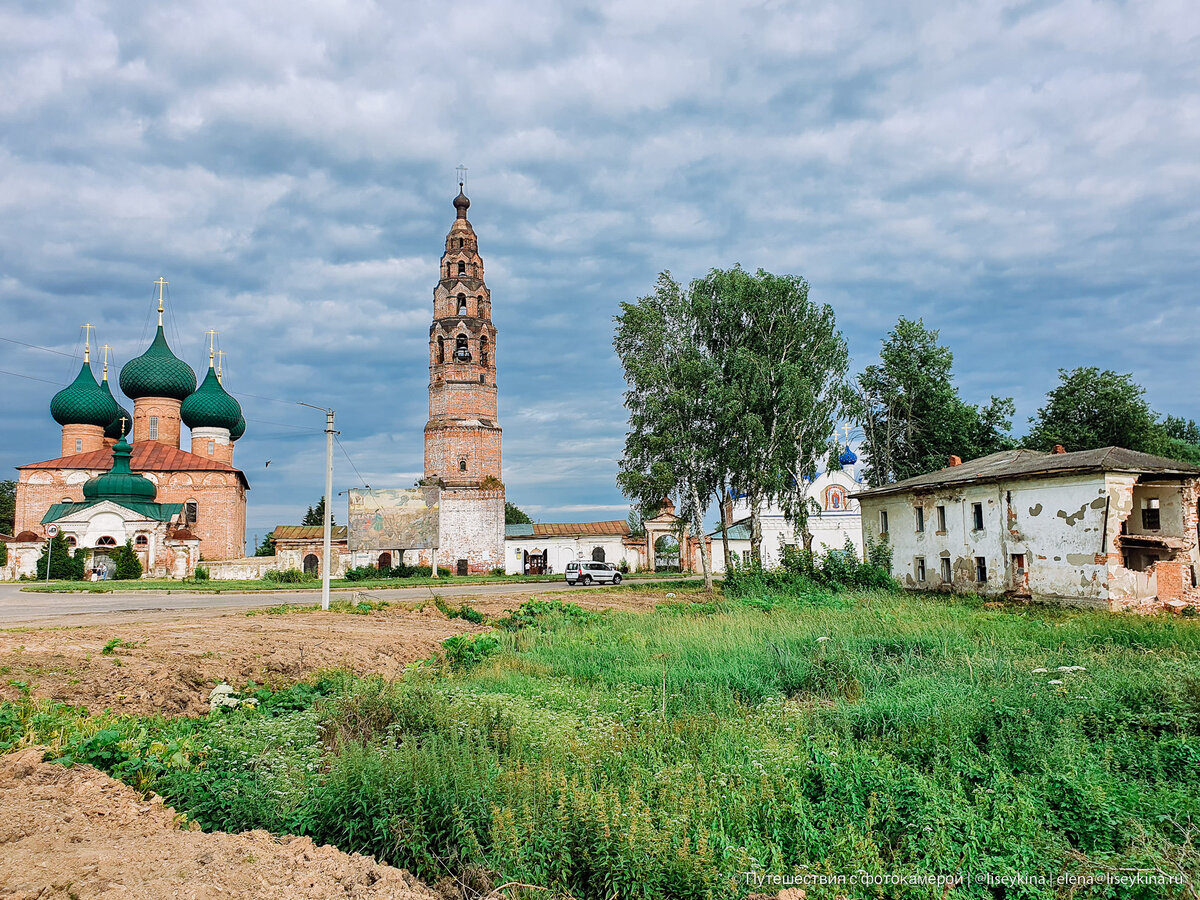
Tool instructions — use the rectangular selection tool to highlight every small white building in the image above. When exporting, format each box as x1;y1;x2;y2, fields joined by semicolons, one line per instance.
504;521;640;574
709;449;865;572
852;447;1200;612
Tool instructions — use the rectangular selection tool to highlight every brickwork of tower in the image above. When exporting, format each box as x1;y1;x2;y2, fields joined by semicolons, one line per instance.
423;186;505;572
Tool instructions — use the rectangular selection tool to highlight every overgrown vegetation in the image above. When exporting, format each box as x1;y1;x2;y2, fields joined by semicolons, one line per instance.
4;586;1200;898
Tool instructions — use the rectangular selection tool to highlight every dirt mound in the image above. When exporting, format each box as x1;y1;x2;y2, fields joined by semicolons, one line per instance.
0;747;437;899
0;605;485;717
0;587;674;717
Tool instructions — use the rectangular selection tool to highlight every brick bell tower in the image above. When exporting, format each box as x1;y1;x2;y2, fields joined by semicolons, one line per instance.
422;180;505;573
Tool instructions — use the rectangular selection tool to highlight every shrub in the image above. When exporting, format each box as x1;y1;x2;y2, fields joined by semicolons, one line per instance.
262;568;314;584
0;539;7;567
112;539;143;581
490;566;505;577
441;633;500;671
496;599;595;631
193;566;209;581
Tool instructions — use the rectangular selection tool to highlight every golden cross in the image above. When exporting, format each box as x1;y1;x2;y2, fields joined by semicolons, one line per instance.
216;349;227;382
842;423;851;443
154;277;168;325
119;415;128;437
205;329;218;365
82;323;95;362
101;344;112;379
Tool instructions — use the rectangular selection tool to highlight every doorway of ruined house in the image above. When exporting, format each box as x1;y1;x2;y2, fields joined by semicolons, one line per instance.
456;558;468;576
377;552;392;569
303;554;319;576
1010;553;1029;594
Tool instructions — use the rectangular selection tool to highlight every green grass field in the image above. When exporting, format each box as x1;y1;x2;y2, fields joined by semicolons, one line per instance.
3;582;1198;898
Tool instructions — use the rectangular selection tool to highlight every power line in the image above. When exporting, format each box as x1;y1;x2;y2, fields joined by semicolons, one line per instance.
230;388;315;407
0;336;78;359
335;434;370;487
0;368;65;386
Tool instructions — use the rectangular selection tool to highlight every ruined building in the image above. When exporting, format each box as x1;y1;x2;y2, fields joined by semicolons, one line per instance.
853;446;1200;611
418;184;505;573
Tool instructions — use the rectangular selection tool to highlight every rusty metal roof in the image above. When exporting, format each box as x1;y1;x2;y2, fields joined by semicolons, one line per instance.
853;447;1200;499
530;521;630;537
19;443;248;488
271;525;348;542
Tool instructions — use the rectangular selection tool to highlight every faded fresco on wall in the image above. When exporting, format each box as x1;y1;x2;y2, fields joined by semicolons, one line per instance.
347;487;440;551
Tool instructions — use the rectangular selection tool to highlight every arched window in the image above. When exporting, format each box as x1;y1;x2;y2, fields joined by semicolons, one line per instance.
455;334;470;362
436;336;445;364
459;458;468;472
148;416;159;441
457;261;466;276
592;546;606;562
135;534;148;547
480;335;489;367
66;536;77;548
457;292;467;315
185;500;198;524
303;554;319;575
377;552;392;569
96;536;117;547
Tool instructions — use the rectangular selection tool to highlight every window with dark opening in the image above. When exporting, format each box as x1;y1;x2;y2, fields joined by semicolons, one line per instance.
96;535;117;547
457;293;467;315
459;459;467;472
455;334;470;362
975;556;988;582
592;547;606;562
458;238;463;248
915;557;926;582
457;261;466;276
880;510;889;534
1142;498;1161;530
185;501;198;524
972;502;984;531
480;335;489;367
937;505;947;532
915;506;925;533
135;534;148;547
437;336;444;363
940;557;951;581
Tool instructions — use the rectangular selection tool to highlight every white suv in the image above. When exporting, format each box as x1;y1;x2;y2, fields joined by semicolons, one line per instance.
565;561;622;586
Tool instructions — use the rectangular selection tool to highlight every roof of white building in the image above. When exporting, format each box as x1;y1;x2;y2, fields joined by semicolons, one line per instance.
505;521;630;539
853;447;1200;499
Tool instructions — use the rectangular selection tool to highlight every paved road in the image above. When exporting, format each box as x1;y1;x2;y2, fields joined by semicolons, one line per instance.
0;577;697;625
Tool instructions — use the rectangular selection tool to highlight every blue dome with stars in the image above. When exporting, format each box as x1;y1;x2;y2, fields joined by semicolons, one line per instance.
838;445;858;466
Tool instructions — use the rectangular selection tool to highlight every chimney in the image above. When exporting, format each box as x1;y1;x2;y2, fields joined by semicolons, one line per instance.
1052;444;1066;454
948;455;962;467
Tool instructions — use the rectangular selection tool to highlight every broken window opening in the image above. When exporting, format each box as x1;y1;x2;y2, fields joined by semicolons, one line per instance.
457;261;466;276
972;502;984;532
1142;497;1161;530
936;505;947;532
454;334;471;362
437;336;444;364
457;293;467;315
940;556;952;582
975;556;988;582
879;510;889;534
915;556;926;582
914;506;925;533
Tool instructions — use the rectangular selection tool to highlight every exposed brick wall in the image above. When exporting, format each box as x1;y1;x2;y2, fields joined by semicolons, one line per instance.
427;378;497;420
61;424;105;457
132;397;182;447
424;424;502;482
14;464;246;560
190;428;235;465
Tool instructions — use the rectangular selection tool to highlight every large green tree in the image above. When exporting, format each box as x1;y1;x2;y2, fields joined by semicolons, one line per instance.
856;318;1014;486
615;272;720;590
693;266;851;562
1026;367;1162;454
302;497;334;527
0;480;14;535
504;502;532;525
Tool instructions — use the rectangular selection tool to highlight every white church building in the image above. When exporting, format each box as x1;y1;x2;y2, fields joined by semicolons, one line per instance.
708;446;865;572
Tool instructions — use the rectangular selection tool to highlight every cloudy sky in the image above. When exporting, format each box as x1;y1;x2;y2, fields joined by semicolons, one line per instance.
2;0;1198;545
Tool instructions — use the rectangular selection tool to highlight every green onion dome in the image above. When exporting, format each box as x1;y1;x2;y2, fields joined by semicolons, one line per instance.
51;362;120;428
181;365;242;431
100;379;133;441
119;326;196;401
82;434;157;504
230;413;246;441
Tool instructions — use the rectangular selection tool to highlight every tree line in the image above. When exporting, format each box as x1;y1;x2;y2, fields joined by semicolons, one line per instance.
615;268;1200;585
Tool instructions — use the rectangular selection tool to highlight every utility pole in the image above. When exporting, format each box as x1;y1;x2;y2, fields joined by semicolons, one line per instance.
299;403;336;610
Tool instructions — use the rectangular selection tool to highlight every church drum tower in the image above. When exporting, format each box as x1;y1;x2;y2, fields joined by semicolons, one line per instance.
422;184;505;573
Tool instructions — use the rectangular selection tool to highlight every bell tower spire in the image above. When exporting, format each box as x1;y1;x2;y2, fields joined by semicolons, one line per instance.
422;181;504;573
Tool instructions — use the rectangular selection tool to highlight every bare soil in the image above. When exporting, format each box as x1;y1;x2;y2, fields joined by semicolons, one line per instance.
0;748;437;900
0;587;675;717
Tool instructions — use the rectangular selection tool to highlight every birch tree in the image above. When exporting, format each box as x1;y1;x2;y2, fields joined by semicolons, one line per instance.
614;273;718;591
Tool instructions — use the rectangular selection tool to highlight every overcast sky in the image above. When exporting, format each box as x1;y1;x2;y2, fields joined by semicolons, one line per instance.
2;0;1198;545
